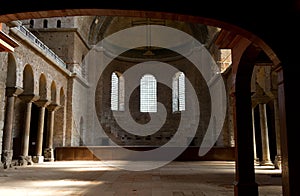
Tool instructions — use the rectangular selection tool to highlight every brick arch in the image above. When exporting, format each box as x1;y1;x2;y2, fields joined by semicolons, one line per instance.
0;7;281;67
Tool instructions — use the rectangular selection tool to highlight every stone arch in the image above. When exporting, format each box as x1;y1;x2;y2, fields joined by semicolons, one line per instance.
22;64;34;94
39;74;47;100
50;81;57;103
234;43;267;194
0;7;281;67
6;53;17;87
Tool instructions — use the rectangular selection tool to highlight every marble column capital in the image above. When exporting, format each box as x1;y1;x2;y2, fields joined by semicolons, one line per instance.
47;102;61;112
5;86;23;97
34;99;51;108
19;94;40;103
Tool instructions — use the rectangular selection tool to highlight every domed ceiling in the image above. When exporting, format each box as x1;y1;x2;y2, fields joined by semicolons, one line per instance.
88;16;220;61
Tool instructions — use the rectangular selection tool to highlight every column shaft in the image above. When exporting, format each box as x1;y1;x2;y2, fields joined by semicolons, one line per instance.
2;96;15;153
259;103;273;166
233;92;258;196
251;108;259;164
47;110;54;149
44;103;60;162
36;107;46;156
18;94;39;165
21;101;32;157
32;99;50;163
273;98;282;169
1;96;16;168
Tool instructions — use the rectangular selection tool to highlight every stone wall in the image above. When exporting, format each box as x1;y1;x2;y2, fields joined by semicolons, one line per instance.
6;24;70;159
0;52;8;160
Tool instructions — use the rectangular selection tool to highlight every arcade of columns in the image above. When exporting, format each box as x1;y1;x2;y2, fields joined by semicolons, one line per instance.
0;18;74;169
251;65;281;169
2;88;61;168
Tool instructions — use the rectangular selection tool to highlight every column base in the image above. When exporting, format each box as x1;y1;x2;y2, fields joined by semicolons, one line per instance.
44;148;54;162
1;150;13;169
32;155;44;163
18;155;33;166
254;158;260;166
234;181;259;196
260;160;274;166
274;155;282;169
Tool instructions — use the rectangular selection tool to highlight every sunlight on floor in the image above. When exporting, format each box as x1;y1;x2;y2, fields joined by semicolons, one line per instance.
0;161;282;196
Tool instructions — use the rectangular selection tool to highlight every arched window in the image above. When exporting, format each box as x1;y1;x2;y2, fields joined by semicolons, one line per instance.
57;20;61;28
140;74;157;112
172;72;185;112
111;72;125;111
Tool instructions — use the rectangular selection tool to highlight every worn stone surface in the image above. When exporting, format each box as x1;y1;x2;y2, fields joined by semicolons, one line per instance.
0;161;282;195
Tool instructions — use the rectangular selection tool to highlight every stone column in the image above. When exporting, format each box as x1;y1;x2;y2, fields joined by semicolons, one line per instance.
32;99;50;163
44;103;60;162
273;97;282;169
251;108;259;165
233;91;258;196
259;103;273;166
18;94;39;166
1;87;23;169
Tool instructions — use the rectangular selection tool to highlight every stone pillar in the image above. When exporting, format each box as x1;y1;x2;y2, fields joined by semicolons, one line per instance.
233;88;258;196
44;103;60;162
251;108;259;165
32;99;50;163
273;97;282;169
18;94;39;166
259;103;273;166
1;87;23;169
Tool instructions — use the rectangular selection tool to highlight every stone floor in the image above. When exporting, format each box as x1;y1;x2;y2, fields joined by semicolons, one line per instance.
0;161;282;195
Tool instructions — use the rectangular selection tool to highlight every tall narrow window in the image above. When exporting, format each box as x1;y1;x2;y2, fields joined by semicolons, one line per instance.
140;74;157;112
57;20;61;28
172;72;185;112
111;72;119;111
43;19;48;28
111;72;125;111
29;19;34;28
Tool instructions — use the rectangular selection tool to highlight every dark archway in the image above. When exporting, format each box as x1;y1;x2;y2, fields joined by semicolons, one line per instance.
39;74;47;100
23;64;34;94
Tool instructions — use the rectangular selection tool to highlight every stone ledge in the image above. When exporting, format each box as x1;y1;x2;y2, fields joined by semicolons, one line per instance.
55;146;235;161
